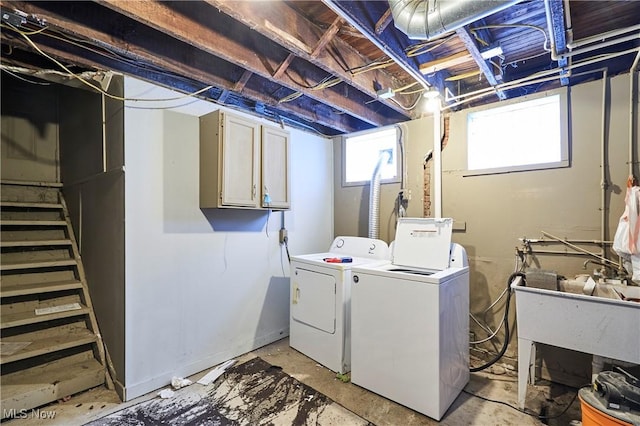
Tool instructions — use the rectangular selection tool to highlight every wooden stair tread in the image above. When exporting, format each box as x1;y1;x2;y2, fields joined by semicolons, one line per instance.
1;304;90;329
1;280;84;297
0;186;107;418
1;239;72;248
1;258;77;271
1;328;97;364
1;357;104;415
0;180;63;188
0;220;67;226
0;201;63;209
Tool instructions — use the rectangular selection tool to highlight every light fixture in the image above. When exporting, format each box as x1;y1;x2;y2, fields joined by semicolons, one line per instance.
480;45;504;60
423;87;440;99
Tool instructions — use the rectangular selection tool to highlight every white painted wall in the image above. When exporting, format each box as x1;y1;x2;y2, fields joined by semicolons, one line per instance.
123;77;334;400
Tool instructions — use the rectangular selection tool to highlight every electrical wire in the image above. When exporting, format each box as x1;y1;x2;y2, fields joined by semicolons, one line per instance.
348;57;395;76
10;24;48;36
4;20;333;135
6;17;424;112
535;386;588;420
469;252;524;345
265;209;270;238
7;18;344;139
277;74;343;103
462;385;586;420
389;94;422;111
470;24;551;52
404;35;454;57
283;237;291;263
462;389;537;418
470;314;506;344
3;22;215;102
469;272;524;372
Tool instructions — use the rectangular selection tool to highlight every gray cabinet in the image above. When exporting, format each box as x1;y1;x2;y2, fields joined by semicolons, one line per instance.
200;110;290;210
261;125;290;209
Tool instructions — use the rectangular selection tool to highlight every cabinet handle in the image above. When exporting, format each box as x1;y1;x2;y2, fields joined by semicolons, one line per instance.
253;184;256;198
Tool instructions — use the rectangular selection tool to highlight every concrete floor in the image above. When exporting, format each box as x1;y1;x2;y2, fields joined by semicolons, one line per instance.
5;337;583;425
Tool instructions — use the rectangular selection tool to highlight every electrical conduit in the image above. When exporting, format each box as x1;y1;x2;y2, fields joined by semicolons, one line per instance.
630;50;640;178
433;100;442;218
601;69;609;261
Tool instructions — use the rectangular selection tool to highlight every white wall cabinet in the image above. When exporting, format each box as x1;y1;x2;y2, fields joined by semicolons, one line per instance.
261;125;291;209
200;110;290;210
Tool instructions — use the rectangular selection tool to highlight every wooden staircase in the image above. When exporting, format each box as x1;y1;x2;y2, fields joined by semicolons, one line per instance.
1;182;107;417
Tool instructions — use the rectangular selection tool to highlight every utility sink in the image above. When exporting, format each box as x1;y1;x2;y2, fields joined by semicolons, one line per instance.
511;276;640;408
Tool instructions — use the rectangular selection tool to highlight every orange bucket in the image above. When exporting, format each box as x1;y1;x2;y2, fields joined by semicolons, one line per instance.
579;393;632;426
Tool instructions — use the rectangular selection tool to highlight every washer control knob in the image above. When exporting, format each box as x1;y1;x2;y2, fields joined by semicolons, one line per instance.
353;275;359;283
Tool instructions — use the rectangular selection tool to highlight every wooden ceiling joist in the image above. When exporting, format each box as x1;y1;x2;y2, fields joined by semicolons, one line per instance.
97;0;397;128
311;16;342;58
233;69;253;92
273;54;295;79
375;9;393;35
455;27;507;100
202;0;414;117
419;51;472;74
0;2;363;133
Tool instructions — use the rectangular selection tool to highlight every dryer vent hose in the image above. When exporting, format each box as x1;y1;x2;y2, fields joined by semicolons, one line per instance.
369;150;392;239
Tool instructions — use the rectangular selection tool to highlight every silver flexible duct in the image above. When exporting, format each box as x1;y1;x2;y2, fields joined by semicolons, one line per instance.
369;151;392;239
388;0;522;40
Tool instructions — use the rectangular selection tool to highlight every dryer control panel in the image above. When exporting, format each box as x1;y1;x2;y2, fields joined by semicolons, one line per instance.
328;236;390;260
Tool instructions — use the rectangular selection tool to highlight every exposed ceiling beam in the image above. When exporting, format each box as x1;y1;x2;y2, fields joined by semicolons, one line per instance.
419;51;471;74
375;9;393;35
446;70;481;82
0;1;364;134
97;0;396;128
455;27;507;100
218;70;253;102
203;0;413;117
311;16;342;58
272;53;295;80
321;0;436;92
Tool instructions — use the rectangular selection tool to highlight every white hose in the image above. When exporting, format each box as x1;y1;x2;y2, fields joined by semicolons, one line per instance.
369;151;392;239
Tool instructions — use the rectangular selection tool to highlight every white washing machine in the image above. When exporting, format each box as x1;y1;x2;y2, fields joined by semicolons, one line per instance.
350;218;469;421
289;236;390;374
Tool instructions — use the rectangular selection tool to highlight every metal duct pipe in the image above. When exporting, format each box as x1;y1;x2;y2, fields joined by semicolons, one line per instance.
388;0;522;40
369;150;392;239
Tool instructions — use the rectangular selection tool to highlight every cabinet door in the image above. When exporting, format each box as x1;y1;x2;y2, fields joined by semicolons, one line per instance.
220;113;260;207
261;125;291;209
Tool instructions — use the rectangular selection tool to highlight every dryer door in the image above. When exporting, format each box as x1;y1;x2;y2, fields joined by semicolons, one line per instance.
291;267;336;334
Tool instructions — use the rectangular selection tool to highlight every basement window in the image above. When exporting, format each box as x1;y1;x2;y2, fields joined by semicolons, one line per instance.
342;127;400;186
466;93;569;175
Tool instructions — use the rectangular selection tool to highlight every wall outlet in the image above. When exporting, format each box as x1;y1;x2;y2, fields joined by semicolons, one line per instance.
279;228;288;244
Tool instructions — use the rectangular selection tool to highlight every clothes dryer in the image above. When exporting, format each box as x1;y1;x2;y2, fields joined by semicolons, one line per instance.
290;236;389;374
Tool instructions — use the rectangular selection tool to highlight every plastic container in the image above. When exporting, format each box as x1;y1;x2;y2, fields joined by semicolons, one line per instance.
579;392;632;426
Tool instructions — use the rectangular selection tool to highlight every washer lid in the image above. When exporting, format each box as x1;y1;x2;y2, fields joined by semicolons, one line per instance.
392;218;453;271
